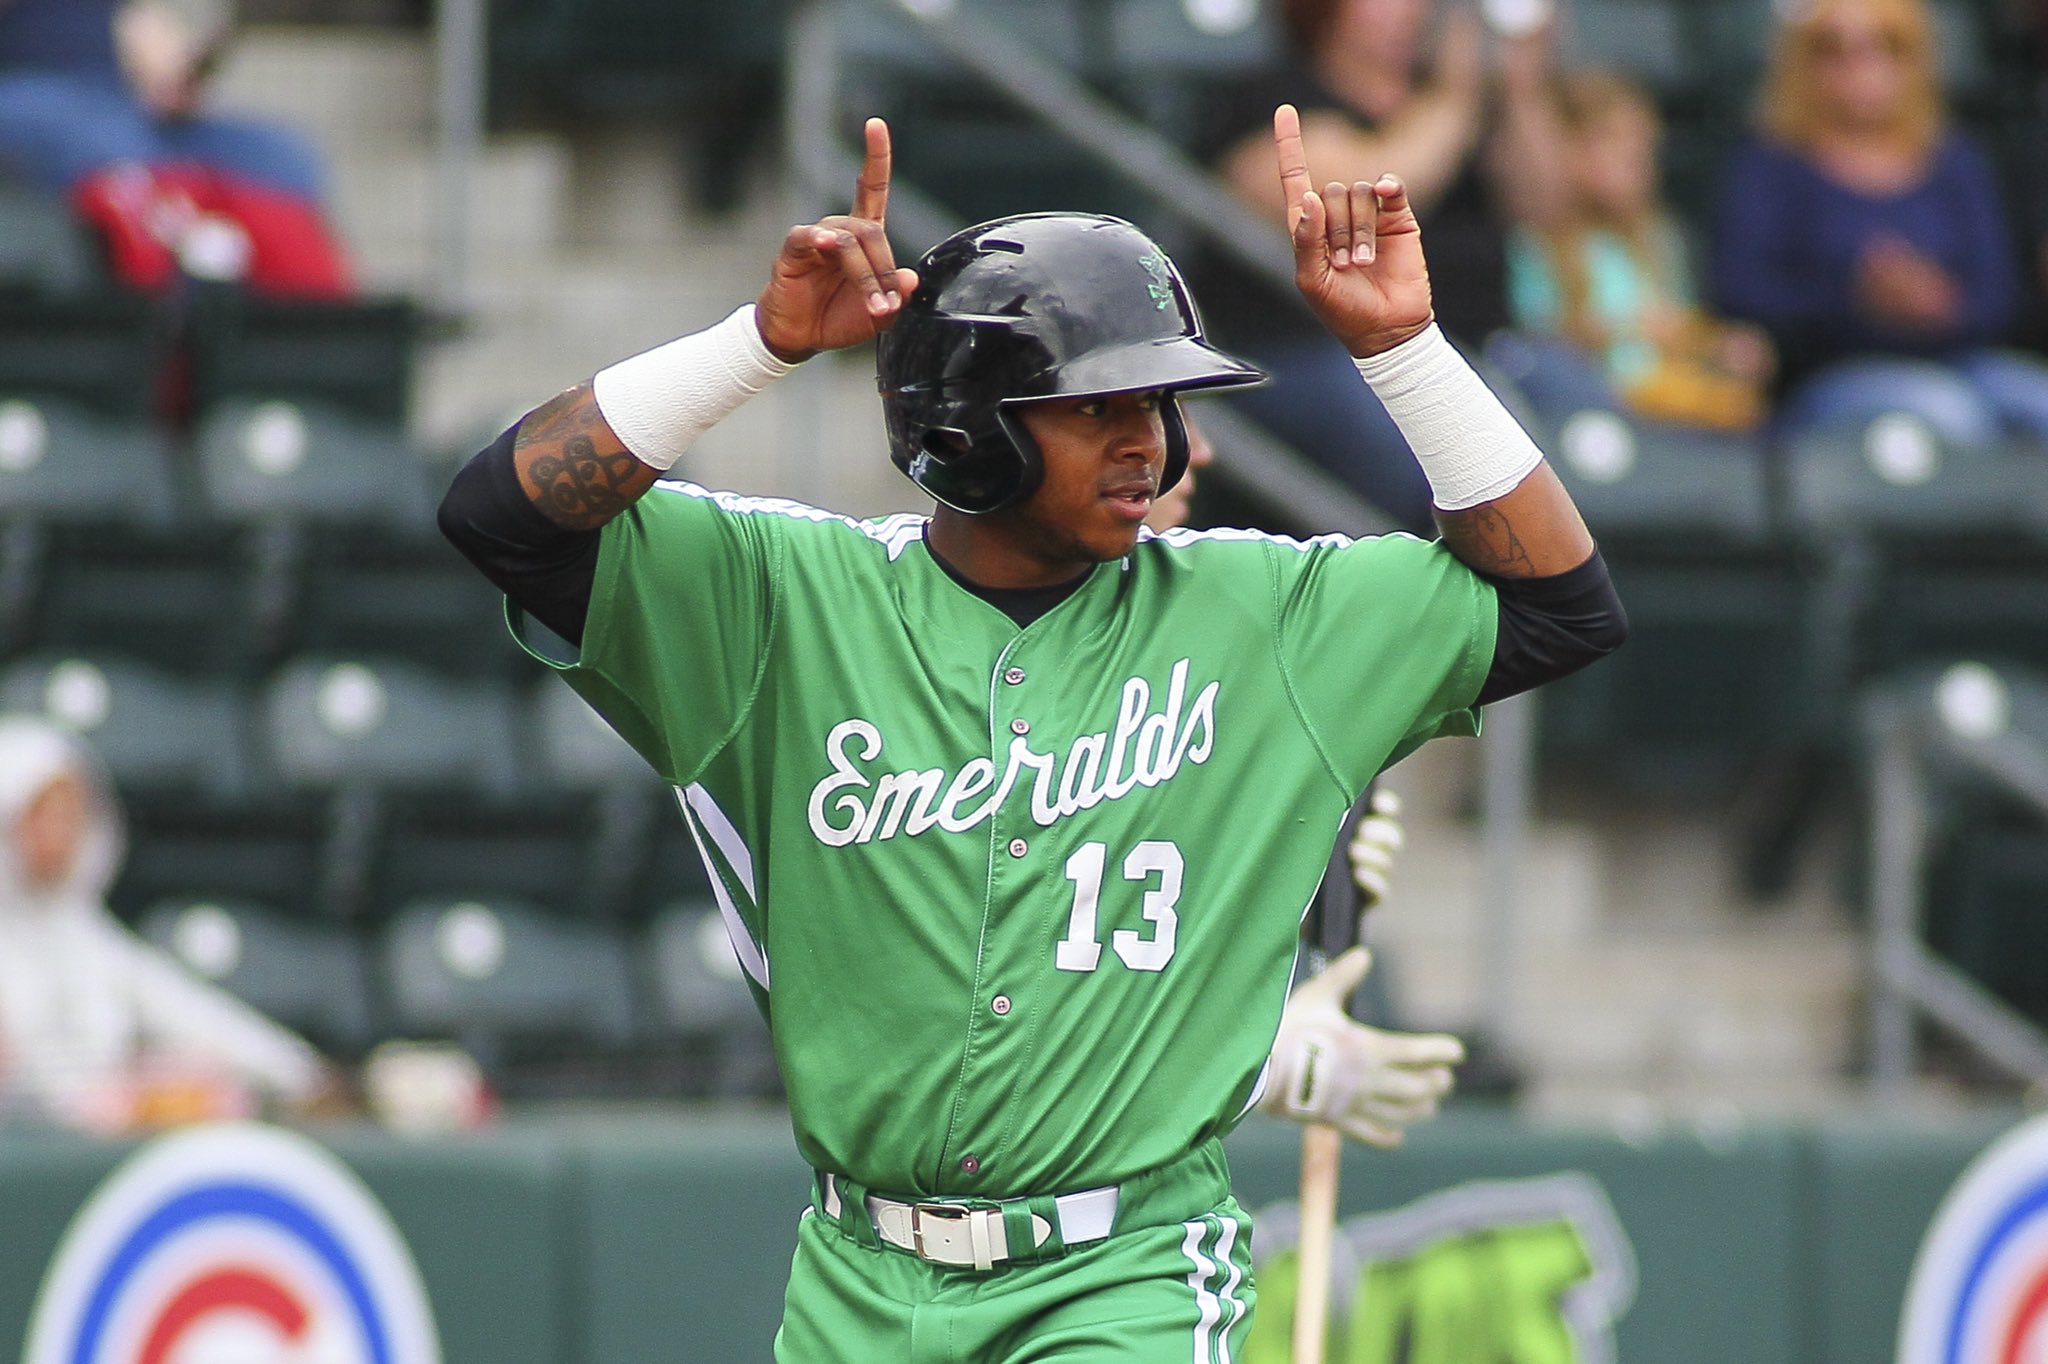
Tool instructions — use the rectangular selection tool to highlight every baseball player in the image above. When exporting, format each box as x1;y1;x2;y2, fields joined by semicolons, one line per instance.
440;109;1625;1359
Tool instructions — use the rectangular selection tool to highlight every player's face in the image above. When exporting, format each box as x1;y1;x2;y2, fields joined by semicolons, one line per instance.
1002;390;1170;567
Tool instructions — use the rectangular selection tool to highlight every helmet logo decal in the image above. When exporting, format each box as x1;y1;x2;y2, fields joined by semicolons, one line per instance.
1139;253;1175;311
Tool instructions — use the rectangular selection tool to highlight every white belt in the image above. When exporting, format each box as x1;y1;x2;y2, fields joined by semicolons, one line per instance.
820;1174;1120;1271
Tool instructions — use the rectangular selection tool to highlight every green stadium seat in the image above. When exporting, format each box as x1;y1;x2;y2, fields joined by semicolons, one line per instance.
258;655;521;798
188;292;418;427
0;395;177;528
1782;418;2043;544
0;184;103;295
193;397;432;532
379;894;641;1064
1092;0;1282;132
834;0;1151;227
642;899;761;1036
284;527;521;676
0;293;162;419
139;896;379;1058
1559;0;1694;101
0;652;249;800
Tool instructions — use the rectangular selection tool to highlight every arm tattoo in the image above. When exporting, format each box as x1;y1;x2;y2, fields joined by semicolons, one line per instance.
1435;504;1538;578
514;383;657;531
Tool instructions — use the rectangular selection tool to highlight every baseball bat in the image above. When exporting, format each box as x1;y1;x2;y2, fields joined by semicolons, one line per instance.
1291;1120;1343;1364
1291;783;1391;1363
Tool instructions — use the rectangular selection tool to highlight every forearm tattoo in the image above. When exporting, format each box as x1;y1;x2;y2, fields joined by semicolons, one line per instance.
515;383;655;531
1435;504;1538;578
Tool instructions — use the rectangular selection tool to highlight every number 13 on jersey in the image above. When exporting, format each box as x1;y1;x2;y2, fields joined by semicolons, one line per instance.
1055;840;1183;973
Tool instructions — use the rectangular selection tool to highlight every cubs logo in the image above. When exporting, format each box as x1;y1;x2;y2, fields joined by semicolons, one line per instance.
23;1123;440;1364
1899;1113;2048;1364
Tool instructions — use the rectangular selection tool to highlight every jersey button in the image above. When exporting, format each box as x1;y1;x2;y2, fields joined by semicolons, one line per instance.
1008;837;1028;858
991;994;1011;1016
959;1155;981;1175
1004;667;1026;686
1010;718;1030;736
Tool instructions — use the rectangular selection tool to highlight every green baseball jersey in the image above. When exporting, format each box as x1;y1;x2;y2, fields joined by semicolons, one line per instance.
518;480;1496;1200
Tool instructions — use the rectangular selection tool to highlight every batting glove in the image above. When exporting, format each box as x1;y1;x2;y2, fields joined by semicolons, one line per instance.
1259;947;1465;1148
1348;788;1404;907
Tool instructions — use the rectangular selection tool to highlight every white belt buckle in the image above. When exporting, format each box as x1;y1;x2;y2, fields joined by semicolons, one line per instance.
910;1202;1005;1271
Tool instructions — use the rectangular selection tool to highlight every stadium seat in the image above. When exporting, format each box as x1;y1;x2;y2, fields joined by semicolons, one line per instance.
282;527;521;676
487;0;790;208
378;894;640;1062
0;394;182;661
833;0;1150;227
642;898;775;1097
1558;0;1693;102
1781;417;2045;545
139;895;379;1058
642;898;760;1034
187;293;418;428
0;395;177;529
0;653;249;800
112;795;332;925
0;184;102;295
19;522;254;674
1537;543;1816;788
1864;553;2048;712
193;397;433;532
631;799;720;922
530;678;660;795
0;293;160;419
1093;0;1282;132
257;654;523;798
1544;414;1773;544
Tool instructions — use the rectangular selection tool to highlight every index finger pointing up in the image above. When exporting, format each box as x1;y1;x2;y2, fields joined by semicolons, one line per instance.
853;116;892;224
1273;104;1311;233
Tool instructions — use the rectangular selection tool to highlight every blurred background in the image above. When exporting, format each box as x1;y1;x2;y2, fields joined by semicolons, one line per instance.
3;0;2048;1358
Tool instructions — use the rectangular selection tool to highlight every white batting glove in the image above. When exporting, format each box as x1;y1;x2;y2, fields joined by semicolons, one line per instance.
1348;789;1404;907
1259;947;1465;1148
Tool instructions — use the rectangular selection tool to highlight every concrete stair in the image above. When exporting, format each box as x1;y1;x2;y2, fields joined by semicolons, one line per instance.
1372;739;1871;1121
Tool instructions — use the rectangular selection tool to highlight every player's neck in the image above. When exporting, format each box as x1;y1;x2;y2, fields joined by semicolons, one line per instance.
926;510;1098;591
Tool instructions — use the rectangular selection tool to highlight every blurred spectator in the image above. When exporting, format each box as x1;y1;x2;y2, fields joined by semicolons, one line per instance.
1712;0;2048;447
0;715;337;1135
0;0;353;297
1197;0;1561;530
0;0;326;201
1497;70;1773;432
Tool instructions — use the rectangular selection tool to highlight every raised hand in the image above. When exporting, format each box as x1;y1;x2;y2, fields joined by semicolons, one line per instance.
756;118;921;364
1273;103;1435;359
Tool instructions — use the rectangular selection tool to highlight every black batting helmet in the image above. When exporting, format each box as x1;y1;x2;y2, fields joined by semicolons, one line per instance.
876;213;1265;514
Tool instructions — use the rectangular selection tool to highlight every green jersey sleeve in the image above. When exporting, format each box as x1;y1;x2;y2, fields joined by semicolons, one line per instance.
513;481;776;785
1273;531;1498;793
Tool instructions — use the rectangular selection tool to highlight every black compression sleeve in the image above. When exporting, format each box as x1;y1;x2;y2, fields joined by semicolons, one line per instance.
437;424;601;647
1474;548;1629;707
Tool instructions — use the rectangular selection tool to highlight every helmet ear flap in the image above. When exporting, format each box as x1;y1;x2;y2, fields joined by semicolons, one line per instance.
990;406;1047;511
1158;396;1190;497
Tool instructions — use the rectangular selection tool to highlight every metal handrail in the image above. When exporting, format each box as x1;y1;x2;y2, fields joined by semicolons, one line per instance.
1867;684;2048;1093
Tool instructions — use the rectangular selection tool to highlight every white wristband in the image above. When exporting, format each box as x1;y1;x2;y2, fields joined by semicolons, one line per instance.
592;303;797;472
1352;324;1544;511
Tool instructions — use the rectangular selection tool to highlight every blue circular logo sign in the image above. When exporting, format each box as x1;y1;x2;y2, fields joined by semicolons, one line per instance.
1900;1114;2048;1364
24;1123;441;1364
